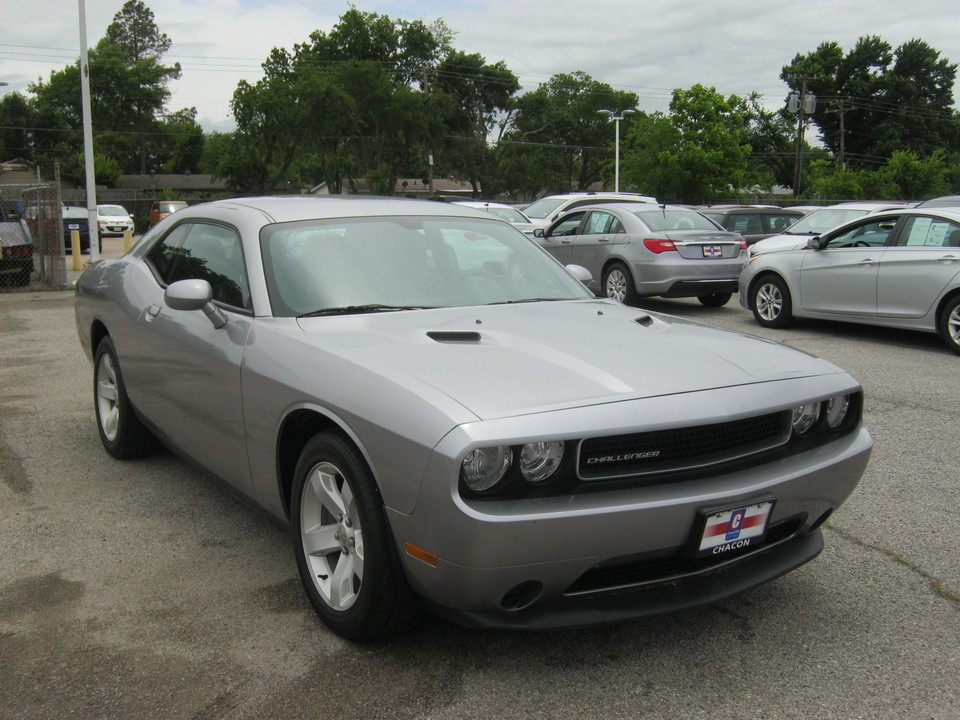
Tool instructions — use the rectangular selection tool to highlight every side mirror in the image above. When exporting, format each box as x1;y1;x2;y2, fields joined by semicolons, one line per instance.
533;228;545;238
165;279;227;328
565;264;593;286
807;236;824;250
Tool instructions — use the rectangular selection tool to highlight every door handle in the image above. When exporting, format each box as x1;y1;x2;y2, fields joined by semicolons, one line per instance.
939;254;960;263
856;259;878;265
560;239;573;244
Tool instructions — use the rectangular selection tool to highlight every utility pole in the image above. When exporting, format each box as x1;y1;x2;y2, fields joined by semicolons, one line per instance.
788;74;820;197
825;98;853;167
423;67;434;195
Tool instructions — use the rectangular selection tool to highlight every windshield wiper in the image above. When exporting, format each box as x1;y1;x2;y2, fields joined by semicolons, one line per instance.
485;298;567;306
298;304;433;318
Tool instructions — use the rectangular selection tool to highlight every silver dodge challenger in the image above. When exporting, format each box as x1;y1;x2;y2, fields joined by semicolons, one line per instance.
75;196;873;641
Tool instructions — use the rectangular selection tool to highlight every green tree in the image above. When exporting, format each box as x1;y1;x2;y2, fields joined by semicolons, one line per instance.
0;91;34;161
504;72;638;195
224;9;451;194
433;51;520;196
26;0;182;181
782;36;959;165
620;85;757;203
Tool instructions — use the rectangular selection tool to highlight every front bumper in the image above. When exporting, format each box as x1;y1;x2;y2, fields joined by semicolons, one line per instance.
386;380;872;631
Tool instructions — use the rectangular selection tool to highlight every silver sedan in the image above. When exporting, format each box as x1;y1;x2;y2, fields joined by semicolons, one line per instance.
740;207;960;355
75;197;872;640
534;203;746;307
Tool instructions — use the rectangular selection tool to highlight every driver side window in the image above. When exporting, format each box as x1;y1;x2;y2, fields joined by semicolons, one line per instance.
147;223;251;310
549;212;585;237
826;218;898;248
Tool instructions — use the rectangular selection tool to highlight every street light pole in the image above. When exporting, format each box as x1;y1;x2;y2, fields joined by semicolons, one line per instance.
598;109;635;192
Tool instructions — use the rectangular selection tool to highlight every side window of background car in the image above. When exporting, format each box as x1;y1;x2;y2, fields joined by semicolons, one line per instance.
164;223;251;310
826;218;899;248
583;211;616;235
550;213;585;237
898;216;960;247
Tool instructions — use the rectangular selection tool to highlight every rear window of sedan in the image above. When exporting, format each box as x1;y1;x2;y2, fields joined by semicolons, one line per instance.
631;209;721;232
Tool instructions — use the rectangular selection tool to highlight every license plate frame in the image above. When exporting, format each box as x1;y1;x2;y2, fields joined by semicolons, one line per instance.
702;245;723;258
690;497;775;558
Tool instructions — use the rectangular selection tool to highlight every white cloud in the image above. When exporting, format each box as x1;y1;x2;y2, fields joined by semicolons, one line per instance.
2;0;960;130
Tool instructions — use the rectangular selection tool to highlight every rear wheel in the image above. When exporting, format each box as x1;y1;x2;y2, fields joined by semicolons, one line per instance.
750;275;793;328
602;262;637;304
697;292;732;308
938;295;960;355
291;431;422;641
94;336;158;458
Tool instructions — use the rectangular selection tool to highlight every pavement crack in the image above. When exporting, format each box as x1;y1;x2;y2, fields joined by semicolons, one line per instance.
825;521;960;610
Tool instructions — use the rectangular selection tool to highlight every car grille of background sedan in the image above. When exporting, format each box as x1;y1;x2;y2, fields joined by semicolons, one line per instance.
577;411;792;481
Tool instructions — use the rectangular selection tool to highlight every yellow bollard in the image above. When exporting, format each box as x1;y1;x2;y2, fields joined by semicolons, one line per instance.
71;230;83;271
123;229;134;252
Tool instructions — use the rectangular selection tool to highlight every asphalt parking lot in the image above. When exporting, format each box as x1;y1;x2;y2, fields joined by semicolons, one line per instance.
1;253;958;719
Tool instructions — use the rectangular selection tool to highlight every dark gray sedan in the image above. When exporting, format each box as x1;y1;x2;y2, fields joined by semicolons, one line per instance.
534;203;746;307
75;197;872;640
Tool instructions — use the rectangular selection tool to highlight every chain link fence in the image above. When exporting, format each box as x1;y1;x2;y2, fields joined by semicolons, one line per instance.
0;183;67;291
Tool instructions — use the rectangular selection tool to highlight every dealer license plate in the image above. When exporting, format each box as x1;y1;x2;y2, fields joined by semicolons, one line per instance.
702;245;723;258
694;500;773;558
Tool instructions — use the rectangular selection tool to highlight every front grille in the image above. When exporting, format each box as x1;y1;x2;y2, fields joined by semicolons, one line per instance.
577;411;791;480
565;517;803;595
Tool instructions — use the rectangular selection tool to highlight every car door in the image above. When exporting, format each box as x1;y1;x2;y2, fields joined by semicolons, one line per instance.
539;211;586;266
798;216;900;315
564;209;624;280
876;215;960;318
124;221;256;494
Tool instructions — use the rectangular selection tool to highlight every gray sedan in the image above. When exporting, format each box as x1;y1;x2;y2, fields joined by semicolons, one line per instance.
740;208;960;354
75;197;872;640
534;203;746;307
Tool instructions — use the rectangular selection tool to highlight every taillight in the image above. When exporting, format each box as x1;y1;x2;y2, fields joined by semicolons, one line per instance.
643;238;677;253
739;238;748;251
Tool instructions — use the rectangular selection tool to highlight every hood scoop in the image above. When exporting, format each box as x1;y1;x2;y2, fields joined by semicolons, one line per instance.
634;314;654;327
427;331;482;344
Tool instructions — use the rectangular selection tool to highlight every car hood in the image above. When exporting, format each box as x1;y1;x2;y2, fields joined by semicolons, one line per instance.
296;300;838;421
749;233;812;256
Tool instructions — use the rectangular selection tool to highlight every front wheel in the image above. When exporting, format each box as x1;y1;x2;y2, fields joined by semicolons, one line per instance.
938;295;960;355
750;275;793;328
602;262;637;304
291;432;422;641
93;336;158;458
697;292;732;308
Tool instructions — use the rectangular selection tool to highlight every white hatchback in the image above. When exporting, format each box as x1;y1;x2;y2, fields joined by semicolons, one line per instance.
96;204;135;237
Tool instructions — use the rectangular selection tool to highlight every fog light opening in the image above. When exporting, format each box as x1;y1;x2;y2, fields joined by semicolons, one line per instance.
808;508;833;534
500;581;543;611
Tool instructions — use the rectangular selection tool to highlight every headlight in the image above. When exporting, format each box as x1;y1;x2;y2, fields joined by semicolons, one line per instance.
519;441;564;483
461;446;512;492
826;394;852;429
792;403;820;435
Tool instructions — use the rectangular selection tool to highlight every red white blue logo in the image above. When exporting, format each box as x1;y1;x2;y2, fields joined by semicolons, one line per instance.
703;245;722;257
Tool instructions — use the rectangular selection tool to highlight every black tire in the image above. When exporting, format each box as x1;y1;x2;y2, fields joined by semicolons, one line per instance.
291;431;423;641
697;292;732;308
938;295;960;355
750;275;793;329
93;336;158;458
602;262;638;304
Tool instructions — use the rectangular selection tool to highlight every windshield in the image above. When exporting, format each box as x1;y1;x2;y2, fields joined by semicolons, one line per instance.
483;206;528;224
633;209;720;232
156;202;186;214
522;197;568;219
99;205;129;217
784;208;870;235
260;215;593;317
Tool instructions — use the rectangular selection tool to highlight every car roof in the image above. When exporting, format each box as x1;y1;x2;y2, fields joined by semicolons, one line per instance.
178;196;493;224
452;200;515;210
702;206;805;215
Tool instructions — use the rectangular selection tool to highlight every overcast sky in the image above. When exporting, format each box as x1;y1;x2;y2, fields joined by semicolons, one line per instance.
3;0;960;133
